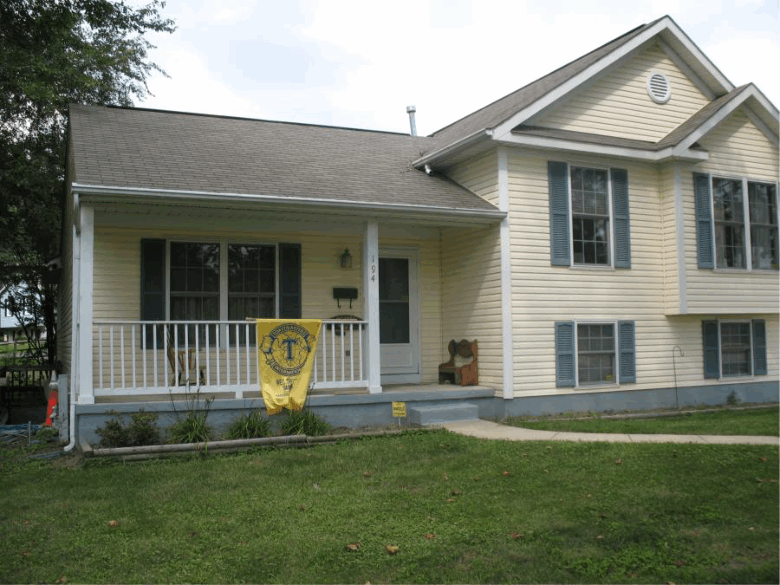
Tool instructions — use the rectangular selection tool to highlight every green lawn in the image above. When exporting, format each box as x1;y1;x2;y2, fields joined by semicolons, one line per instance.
505;406;779;436
1;430;777;583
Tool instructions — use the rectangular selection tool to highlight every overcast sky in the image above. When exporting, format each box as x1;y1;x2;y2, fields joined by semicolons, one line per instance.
138;0;780;136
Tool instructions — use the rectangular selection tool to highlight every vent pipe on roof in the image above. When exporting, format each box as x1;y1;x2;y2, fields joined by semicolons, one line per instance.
406;105;417;136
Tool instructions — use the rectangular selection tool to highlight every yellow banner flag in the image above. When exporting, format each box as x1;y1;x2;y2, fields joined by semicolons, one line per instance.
256;319;322;415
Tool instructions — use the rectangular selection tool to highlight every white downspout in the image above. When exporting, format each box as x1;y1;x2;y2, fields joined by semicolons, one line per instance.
63;195;81;453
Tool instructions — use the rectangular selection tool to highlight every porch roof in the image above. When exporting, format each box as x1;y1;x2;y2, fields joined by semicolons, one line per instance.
67;105;503;222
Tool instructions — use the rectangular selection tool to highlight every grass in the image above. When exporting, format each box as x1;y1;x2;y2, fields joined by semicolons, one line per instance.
504;406;779;436
1;429;777;583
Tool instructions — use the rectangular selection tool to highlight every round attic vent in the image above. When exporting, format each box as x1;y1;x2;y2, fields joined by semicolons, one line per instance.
647;72;671;104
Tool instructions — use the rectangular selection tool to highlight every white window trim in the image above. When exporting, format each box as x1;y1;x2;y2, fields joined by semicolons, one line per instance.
567;163;615;268
708;175;780;272
717;319;755;379
165;239;281;322
573;319;619;387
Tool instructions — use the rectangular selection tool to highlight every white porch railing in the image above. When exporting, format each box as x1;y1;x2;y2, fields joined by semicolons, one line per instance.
92;319;369;398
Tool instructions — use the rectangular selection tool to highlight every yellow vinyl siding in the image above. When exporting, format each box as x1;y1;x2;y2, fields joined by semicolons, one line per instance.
440;224;503;389
659;163;681;314
536;43;710;141
446;151;499;205
89;217;444;389
685;109;780;314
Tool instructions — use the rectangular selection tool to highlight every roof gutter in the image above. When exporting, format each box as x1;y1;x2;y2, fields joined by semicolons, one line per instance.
411;128;493;169
71;183;506;223
496;135;708;163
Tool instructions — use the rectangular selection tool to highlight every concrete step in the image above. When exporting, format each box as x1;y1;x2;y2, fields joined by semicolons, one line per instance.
408;403;479;427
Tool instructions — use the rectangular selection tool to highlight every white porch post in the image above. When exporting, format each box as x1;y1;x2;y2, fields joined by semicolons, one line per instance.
363;219;382;394
77;202;95;405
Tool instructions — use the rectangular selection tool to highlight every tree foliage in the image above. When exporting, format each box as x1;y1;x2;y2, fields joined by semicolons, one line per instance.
0;0;175;366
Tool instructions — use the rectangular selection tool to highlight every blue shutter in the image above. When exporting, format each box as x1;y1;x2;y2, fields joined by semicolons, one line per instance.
611;169;631;268
140;239;165;348
693;173;714;269
702;320;720;379
279;243;302;318
752;319;767;376
617;320;636;383
555;321;575;387
548;161;571;266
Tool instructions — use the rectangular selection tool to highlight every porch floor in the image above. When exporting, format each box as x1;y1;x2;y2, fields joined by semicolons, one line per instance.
93;383;497;404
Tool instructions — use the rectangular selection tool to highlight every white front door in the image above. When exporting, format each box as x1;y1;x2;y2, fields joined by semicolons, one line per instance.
379;250;420;381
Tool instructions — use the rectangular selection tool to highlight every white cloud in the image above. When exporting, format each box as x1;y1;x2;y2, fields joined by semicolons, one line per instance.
138;0;780;135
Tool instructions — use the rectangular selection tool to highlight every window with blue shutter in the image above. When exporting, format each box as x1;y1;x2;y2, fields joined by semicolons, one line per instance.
612;169;631;268
548;162;571;266
693;173;715;269
617;320;636;383
279;243;302;319
140;239;166;348
701;320;720;378
752;319;767;376
548;161;631;268
555;321;575;387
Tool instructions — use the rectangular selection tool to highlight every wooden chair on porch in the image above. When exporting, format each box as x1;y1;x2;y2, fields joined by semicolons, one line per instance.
438;339;478;386
166;328;205;387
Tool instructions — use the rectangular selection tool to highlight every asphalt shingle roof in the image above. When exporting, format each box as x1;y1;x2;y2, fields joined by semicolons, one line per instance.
68;104;500;214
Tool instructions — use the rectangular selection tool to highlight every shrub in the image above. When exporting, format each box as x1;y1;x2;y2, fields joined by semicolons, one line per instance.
280;409;331;437
168;411;214;444
168;386;214;444
224;411;271;440
95;410;161;448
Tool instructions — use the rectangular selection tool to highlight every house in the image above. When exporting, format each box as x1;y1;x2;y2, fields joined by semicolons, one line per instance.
58;16;778;444
0;284;43;346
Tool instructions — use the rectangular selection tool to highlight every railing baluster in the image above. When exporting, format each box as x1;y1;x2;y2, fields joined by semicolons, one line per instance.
339;324;345;382
235;324;240;385
359;323;364;381
120;325;126;389
205;324;210;387
216;325;221;387
109;326;115;390
99;325;104;391
244;323;250;391
142;324;147;389
349;323;354;381
131;325;137;389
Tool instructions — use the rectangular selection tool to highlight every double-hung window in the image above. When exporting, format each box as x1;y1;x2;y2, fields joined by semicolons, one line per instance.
141;239;301;347
702;319;767;378
694;173;778;270
548;161;631;268
555;320;636;387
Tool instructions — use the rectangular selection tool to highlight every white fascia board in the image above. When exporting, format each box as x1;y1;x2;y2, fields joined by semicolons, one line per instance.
492;17;737;141
497;135;708;163
659;19;734;94
672;86;778;156
657;38;715;101
71;183;506;224
412;129;493;168
491;19;674;140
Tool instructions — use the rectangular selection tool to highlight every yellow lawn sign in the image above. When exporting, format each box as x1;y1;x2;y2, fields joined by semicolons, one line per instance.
256;319;322;415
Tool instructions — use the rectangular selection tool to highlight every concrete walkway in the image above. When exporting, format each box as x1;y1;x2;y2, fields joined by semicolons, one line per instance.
442;419;780;445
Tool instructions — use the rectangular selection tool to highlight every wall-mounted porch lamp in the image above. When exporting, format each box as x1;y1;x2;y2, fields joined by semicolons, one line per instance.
340;248;352;269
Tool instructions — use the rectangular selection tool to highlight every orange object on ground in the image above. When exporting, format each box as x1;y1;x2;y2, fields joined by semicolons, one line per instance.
45;390;58;426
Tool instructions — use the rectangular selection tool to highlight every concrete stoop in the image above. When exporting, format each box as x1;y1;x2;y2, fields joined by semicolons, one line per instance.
408;403;479;427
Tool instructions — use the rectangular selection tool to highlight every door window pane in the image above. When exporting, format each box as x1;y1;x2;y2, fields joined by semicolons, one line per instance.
379;258;410;344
